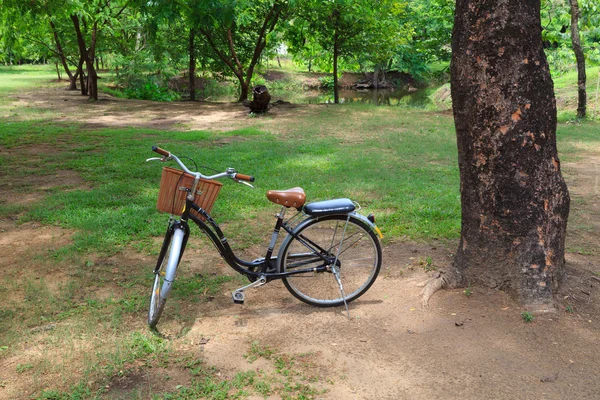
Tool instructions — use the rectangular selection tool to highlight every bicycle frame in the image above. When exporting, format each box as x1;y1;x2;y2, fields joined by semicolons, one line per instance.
178;194;335;282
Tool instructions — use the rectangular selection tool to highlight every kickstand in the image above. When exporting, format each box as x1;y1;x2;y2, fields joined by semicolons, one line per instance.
333;267;350;318
330;215;352;318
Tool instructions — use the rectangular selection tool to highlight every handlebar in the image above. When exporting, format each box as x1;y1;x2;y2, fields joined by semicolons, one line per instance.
150;145;255;185
234;173;255;182
152;146;170;157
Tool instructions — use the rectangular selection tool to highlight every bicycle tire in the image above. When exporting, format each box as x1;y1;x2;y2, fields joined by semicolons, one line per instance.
280;215;381;307
148;226;185;328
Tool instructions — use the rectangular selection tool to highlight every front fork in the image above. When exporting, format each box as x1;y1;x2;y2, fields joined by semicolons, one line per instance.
159;222;188;300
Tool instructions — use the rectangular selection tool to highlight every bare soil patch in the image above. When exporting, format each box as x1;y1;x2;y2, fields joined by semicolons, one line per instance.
5;85;312;132
0;89;599;399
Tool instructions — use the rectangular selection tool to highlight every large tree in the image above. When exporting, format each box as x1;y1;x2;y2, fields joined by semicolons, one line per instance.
424;0;570;310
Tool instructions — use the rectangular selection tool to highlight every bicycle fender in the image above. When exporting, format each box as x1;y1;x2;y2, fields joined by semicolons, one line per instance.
350;212;384;239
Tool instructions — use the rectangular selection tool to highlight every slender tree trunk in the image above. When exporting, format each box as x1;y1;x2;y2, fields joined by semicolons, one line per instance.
333;30;339;104
189;28;196;101
77;57;87;95
238;76;249;103
450;0;570;309
569;0;586;118
88;21;99;101
71;14;98;101
55;61;61;80
49;20;77;90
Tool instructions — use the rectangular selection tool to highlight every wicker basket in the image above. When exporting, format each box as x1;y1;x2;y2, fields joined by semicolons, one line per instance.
157;167;223;217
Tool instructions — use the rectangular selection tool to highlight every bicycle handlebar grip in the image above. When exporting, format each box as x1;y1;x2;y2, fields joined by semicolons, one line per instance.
235;173;255;182
152;146;170;157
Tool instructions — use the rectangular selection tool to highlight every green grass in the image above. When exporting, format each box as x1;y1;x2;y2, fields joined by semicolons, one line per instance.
0;107;462;254
0;64;57;96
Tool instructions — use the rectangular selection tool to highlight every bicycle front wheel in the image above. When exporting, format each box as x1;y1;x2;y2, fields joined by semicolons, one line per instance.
148;226;186;329
280;215;381;307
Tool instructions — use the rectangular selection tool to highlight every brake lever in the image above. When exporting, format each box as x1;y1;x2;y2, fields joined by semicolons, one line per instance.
233;178;254;189
146;157;167;163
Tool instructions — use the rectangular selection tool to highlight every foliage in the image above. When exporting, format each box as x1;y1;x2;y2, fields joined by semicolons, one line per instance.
542;0;600;75
112;50;181;101
169;0;292;101
318;75;336;89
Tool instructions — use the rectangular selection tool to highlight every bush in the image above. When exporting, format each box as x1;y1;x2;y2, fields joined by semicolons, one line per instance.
122;79;179;102
112;51;180;101
318;75;337;89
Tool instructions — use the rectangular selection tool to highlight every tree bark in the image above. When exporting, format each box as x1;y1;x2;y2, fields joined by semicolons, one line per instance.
71;14;98;101
450;0;570;309
569;0;586;118
189;28;196;101
55;61;61;80
49;20;77;90
77;57;87;96
333;29;340;104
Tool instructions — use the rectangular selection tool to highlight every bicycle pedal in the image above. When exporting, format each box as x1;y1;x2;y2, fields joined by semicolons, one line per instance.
232;291;245;305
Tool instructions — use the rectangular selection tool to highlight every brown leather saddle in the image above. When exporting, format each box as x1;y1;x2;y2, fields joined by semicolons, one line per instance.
266;188;356;216
266;187;306;210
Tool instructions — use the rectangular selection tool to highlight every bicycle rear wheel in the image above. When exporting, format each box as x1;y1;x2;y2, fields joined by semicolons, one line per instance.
280;215;381;307
148;225;186;328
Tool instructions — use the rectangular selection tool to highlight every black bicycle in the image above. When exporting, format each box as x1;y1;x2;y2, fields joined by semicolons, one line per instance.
147;146;383;328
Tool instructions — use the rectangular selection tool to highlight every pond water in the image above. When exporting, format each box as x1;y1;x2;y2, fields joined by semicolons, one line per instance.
294;88;439;108
205;86;444;108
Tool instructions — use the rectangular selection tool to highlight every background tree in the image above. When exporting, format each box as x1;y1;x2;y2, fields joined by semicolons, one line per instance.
289;0;373;103
569;0;586;118
288;0;412;102
428;0;571;309
184;0;290;102
542;0;600;109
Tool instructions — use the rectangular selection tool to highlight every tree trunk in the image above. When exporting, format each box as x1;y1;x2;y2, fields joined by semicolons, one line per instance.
450;0;570;309
49;20;77;90
189;28;196;101
569;0;586;118
55;61;61;80
373;66;379;89
77;57;87;95
238;77;249;103
71;14;98;101
333;30;339;104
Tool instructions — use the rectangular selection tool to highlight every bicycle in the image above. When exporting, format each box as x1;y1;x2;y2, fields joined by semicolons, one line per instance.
147;146;383;328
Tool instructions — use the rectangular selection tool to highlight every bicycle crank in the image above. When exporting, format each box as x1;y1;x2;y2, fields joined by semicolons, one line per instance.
232;276;267;304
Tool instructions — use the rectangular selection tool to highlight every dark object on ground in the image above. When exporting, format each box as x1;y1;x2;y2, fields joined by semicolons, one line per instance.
243;85;271;113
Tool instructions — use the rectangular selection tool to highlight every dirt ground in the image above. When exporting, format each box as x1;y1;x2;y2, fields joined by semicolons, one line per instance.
1;86;599;399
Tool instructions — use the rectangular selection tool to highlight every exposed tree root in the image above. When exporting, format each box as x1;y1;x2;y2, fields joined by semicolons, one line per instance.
420;267;465;307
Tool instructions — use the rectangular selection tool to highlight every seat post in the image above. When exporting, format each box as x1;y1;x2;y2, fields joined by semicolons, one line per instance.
264;206;287;262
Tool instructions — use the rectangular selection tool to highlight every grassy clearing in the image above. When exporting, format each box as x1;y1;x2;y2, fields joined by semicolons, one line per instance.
0;108;461;252
0;64;57;95
1;65;599;399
